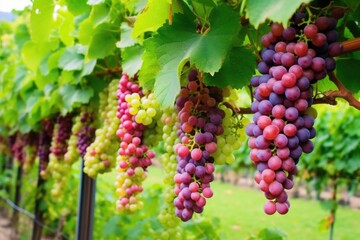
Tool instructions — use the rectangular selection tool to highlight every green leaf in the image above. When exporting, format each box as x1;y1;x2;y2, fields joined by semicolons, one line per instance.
78;18;94;45
335;58;360;92
192;0;217;7
139;39;160;90
257;228;286;240
246;0;311;28
118;22;137;48
150;4;240;106
204;46;256;88
30;0;55;42
58;9;75;46
88;23;118;59
81;59;97;76
122;45;144;78
66;0;91;15
132;0;180;38
90;2;110;26
88;0;105;5
14;24;30;49
21;41;59;71
59;46;85;71
59;84;94;112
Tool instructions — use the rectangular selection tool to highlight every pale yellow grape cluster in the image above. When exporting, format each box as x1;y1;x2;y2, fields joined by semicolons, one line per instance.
158;108;181;240
126;92;159;125
22;144;37;173
46;123;72;198
64;114;82;164
213;104;249;164
84;80;119;178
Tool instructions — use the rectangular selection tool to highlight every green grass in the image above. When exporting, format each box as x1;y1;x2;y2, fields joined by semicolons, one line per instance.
137;166;360;240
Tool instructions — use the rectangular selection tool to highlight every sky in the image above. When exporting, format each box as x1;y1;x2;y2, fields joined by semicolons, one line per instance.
0;0;32;12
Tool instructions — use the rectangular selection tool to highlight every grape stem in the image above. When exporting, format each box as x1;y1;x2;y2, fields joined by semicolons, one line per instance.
340;37;360;55
94;66;122;77
320;72;360;110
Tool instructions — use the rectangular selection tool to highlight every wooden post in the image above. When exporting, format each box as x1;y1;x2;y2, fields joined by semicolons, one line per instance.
31;164;46;240
11;163;23;229
75;159;96;240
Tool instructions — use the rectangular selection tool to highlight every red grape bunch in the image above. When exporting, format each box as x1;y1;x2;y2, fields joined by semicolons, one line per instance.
173;70;224;221
115;74;155;212
38;119;54;178
246;10;343;215
46;114;73;197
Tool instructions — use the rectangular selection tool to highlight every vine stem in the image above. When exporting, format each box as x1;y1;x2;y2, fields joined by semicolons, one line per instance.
329;178;338;240
94;66;122;77
324;72;360;110
340;37;360;55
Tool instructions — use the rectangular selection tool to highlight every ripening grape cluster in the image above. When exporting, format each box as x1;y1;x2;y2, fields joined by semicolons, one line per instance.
246;10;343;215
64;114;82;164
46;114;73;197
158;109;181;239
38;119;54;178
84;79;120;178
10;134;25;164
76;112;95;158
65;110;95;163
173;70;224;221
115;74;155;212
22;132;39;173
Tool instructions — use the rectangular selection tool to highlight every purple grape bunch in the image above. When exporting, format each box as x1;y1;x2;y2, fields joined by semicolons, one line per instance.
246;11;343;215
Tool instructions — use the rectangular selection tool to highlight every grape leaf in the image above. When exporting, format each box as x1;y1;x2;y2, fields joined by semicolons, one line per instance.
59;84;94;112
204;46;256;88
150;4;240;106
87;23;118;59
59;46;85;71
21;41;59;71
65;0;91;16
30;0;55;43
90;3;110;26
118;22;137;48
335;58;360;92
246;0;311;28
81;59;97;77
14;24;30;49
88;0;105;5
122;45;144;78
139;39;160;90
132;0;182;38
78;18;94;45
57;9;75;46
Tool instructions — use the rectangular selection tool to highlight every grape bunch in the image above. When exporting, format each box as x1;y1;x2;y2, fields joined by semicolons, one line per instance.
22;132;39;173
76;112;95;158
10;133;25;164
173;70;225;221
83;79;120;178
46;114;73;197
115;74;155;212
158;108;181;239
38;119;54;178
246;10;343;215
65;110;95;163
